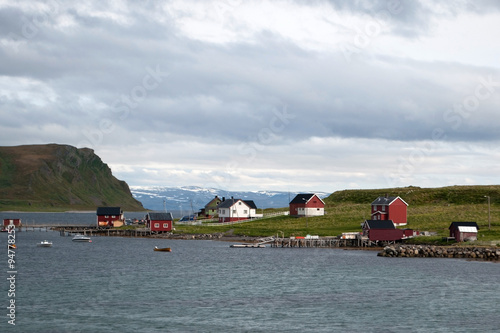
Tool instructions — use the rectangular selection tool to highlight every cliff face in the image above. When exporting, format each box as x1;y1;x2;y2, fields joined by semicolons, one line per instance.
0;144;144;211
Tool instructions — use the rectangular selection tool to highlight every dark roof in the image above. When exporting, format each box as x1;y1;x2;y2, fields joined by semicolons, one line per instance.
363;220;396;229
217;198;242;209
147;212;173;221
243;200;257;209
290;193;316;204
96;207;122;215
449;222;479;230
371;196;408;206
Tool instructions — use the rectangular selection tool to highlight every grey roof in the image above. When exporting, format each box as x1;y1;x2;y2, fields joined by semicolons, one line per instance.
96;207;122;215
449;222;479;230
371;196;408;206
363;220;396;229
147;212;173;221
217;199;257;209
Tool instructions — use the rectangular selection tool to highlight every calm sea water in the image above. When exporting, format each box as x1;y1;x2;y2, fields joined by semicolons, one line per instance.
1;213;499;332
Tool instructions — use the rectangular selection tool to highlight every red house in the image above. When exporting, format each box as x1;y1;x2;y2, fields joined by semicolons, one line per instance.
96;207;124;228
3;219;21;229
289;194;325;217
146;212;173;232
449;222;479;242
371;196;408;226
362;220;404;241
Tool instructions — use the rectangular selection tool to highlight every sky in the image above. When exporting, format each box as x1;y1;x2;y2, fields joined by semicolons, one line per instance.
1;0;500;193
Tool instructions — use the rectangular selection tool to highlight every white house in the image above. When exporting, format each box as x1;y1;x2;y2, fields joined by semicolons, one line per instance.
217;198;262;222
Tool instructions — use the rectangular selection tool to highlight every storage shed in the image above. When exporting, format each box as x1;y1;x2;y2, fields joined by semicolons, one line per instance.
146;212;174;232
362;220;404;242
449;222;479;242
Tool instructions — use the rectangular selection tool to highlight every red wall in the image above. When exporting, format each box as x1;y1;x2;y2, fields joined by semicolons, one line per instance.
150;220;172;232
369;229;404;241
219;217;248;223
387;199;407;225
306;196;324;208
3;219;21;227
97;216;120;227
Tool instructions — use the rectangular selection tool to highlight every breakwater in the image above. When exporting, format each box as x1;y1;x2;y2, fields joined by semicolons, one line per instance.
378;245;500;260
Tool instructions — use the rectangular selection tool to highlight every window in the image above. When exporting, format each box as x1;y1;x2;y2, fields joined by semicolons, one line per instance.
382;205;385;212
163;223;168;228
222;209;226;214
232;210;237;214
154;223;159;228
244;210;248;214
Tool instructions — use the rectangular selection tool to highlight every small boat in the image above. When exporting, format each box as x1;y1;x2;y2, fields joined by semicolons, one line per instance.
154;246;172;252
38;240;53;247
72;234;92;242
230;243;266;248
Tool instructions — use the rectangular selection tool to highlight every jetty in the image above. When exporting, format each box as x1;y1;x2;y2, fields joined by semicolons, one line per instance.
270;236;374;248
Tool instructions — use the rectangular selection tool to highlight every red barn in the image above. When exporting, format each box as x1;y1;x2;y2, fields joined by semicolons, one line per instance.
449;222;478;242
146;212;173;232
96;207;124;228
3;219;21;229
371;196;408;226
289;194;325;217
362;220;404;241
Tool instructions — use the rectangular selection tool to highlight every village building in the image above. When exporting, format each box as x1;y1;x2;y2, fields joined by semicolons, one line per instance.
362;220;404;241
371;196;408;226
3;218;21;229
449;222;479;242
217;198;261;223
96;207;125;228
289;193;325;217
200;195;222;218
146;212;173;232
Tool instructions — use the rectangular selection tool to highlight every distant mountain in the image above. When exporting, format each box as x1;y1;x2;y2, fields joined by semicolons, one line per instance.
0;144;144;211
130;185;330;213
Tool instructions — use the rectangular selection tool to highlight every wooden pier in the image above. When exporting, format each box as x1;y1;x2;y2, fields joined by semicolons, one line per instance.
270;237;374;248
9;224;152;238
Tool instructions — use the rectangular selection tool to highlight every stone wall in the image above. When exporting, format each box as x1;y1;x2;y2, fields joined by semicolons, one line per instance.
378;245;500;260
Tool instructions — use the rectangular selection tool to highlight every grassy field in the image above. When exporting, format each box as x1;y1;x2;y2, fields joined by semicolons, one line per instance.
173;201;500;245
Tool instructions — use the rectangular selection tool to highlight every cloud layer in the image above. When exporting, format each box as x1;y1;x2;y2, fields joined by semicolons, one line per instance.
1;0;499;192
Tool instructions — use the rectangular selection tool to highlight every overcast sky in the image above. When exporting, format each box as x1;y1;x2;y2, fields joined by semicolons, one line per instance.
1;0;500;193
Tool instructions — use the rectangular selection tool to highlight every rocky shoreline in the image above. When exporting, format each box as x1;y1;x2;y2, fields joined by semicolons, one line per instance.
378;244;500;261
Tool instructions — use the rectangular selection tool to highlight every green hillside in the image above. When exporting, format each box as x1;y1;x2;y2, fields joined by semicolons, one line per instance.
0;144;144;211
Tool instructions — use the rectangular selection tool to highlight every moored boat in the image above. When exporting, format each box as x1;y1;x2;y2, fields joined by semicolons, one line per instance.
230;243;266;248
72;234;92;242
154;246;172;252
38;240;53;247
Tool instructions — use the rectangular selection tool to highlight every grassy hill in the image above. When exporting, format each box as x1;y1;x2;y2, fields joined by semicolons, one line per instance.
174;186;500;244
0;144;144;211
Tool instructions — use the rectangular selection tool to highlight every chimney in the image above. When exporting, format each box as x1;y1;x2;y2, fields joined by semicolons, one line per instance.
222;197;225;202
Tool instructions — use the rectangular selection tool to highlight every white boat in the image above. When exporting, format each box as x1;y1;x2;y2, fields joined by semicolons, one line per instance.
230;243;266;248
72;234;92;242
38;240;53;247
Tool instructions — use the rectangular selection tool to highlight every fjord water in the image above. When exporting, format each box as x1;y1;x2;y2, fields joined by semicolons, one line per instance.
1;215;499;332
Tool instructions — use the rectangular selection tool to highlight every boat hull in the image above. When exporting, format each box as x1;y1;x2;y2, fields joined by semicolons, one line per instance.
154;247;171;252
